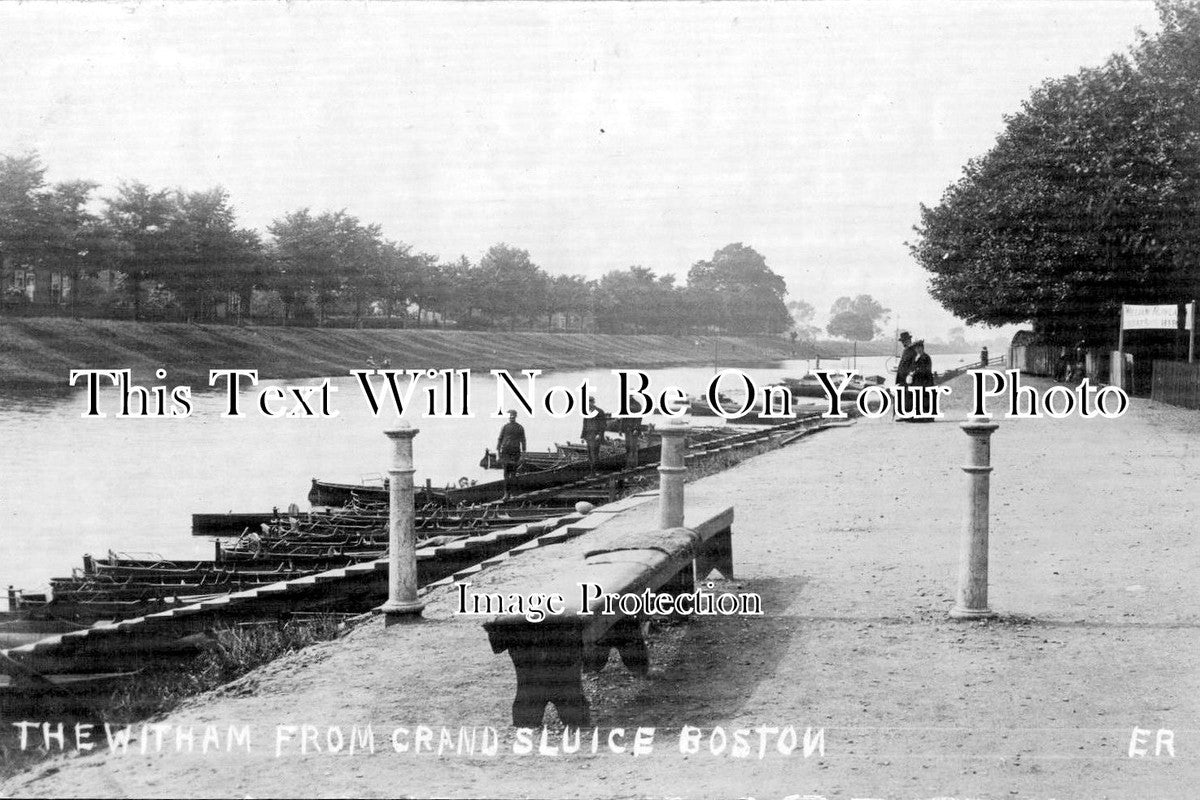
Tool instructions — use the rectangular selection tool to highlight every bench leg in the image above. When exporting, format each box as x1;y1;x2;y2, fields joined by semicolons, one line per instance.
584;617;651;677
507;645;591;728
582;642;611;672
607;618;650;676
694;526;735;581
659;564;695;622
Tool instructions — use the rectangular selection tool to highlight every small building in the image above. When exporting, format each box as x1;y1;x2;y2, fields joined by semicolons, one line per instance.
3;255;74;306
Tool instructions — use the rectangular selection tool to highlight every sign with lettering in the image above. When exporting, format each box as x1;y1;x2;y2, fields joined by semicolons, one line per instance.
1122;304;1181;330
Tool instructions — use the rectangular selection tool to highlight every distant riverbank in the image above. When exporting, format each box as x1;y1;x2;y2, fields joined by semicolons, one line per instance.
0;318;828;392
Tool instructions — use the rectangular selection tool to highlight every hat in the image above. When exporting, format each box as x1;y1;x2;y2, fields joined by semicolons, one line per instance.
898;331;912;342
507;410;517;417
913;339;925;347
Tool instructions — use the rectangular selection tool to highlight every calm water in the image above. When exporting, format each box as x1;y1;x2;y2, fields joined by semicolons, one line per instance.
0;353;972;600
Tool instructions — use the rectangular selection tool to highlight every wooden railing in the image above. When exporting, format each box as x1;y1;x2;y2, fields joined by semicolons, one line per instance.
935;355;1007;385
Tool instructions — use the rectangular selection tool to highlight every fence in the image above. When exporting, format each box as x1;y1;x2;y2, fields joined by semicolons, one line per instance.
1008;345;1110;384
1151;360;1200;410
1007;345;1059;377
0;302;462;329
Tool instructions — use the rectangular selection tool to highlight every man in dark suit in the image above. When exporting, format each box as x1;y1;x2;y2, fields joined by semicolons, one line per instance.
894;331;918;422
895;331;917;386
496;410;526;498
581;398;609;473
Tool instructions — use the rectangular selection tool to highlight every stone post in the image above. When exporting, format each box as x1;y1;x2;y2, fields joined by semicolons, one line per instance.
950;415;999;620
658;417;689;529
381;422;425;621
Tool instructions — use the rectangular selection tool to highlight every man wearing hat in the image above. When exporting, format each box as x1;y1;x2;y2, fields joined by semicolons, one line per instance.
895;331;917;387
496;409;527;498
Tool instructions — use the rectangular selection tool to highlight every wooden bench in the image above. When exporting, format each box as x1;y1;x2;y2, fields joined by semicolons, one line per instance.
483;504;733;726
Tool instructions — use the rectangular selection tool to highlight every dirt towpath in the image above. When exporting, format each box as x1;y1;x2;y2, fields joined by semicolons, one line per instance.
4;374;1198;799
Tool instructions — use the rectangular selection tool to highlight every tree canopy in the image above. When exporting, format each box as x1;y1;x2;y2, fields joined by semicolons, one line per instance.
2;152;810;334
910;0;1200;345
687;243;792;335
826;294;890;342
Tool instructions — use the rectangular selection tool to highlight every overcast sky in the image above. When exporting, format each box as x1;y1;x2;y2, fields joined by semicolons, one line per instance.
0;1;1162;340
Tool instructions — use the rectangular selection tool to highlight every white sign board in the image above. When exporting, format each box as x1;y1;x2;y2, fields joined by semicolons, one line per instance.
1122;304;1180;330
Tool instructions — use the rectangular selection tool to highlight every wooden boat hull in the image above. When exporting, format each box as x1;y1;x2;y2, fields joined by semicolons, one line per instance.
310;441;663;508
191;512;278;536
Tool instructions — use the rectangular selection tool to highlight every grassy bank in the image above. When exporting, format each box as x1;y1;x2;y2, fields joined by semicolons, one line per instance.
0;318;809;391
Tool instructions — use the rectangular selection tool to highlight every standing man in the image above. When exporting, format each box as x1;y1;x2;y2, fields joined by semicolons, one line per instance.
894;331;918;421
581;398;609;473
895;331;917;386
496;410;526;499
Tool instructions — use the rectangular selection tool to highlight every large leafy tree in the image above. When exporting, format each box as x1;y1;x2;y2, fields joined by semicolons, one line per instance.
168;187;265;321
910;0;1200;345
435;254;477;327
0;153;47;281
374;242;422;324
826;294;890;342
787;299;821;341
31;179;108;308
268;209;383;324
475;244;548;329
595;267;682;334
332;214;386;327
0;155;109;308
547;273;593;331
268;209;335;323
409;252;450;326
103;182;177;319
686;243;791;335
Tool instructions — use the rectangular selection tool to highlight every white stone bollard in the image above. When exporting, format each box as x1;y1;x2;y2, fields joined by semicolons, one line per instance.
381;422;425;621
658;417;689;529
950;415;999;620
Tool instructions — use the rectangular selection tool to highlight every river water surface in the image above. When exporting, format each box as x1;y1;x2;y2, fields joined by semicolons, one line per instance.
0;353;973;602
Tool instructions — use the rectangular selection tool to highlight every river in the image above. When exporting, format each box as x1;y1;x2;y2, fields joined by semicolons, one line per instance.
0;353;978;603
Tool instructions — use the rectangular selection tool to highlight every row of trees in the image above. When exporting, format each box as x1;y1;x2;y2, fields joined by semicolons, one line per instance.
911;0;1200;345
0;153;792;334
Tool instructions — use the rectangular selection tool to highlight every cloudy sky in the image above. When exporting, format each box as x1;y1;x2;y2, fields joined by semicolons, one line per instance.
0;1;1162;340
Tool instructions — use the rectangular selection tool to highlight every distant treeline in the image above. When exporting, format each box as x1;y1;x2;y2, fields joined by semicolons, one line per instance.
0;153;792;334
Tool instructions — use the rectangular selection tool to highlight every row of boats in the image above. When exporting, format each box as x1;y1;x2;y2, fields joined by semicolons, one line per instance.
312;425;735;507
1;402;842;712
3;419;764;627
7;501;577;625
688;373;887;417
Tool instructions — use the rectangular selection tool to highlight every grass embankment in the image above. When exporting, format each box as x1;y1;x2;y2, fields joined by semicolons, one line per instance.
0;318;804;391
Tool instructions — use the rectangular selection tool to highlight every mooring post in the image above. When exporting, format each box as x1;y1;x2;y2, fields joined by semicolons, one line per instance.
658;417;689;529
950;415;1000;620
381;422;425;622
657;418;698;610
